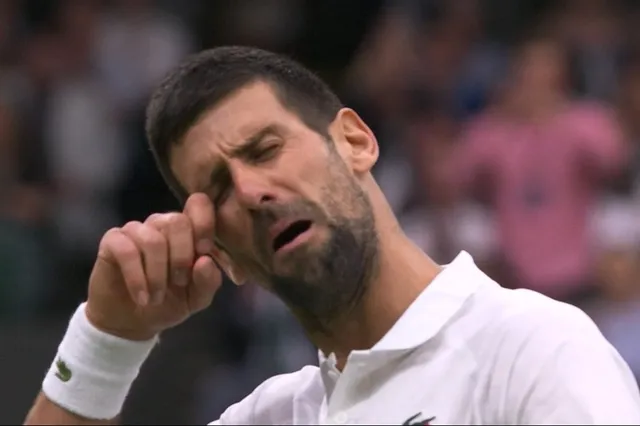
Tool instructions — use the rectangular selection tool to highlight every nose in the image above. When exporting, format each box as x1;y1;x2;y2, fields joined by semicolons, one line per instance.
231;165;276;208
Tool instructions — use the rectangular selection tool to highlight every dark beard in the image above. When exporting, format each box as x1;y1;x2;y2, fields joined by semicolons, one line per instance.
267;188;379;332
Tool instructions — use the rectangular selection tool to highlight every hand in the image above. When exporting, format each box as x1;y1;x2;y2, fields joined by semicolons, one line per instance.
85;193;223;341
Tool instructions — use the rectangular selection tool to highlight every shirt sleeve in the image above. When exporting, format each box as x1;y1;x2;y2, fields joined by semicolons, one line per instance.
503;301;640;425
571;103;627;176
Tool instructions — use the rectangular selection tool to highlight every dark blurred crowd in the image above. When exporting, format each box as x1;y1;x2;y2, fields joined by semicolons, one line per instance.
1;0;640;422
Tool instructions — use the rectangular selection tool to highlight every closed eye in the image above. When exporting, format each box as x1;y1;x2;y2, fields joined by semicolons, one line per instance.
251;144;280;163
211;142;281;205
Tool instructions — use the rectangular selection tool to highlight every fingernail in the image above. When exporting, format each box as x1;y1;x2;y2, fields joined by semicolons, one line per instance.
138;291;149;307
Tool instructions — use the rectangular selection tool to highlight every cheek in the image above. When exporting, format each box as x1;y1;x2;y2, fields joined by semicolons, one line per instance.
287;158;321;187
216;204;251;250
279;140;333;185
216;204;271;274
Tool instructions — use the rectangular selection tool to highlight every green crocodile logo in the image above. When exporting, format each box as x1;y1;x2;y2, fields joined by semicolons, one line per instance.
54;358;72;383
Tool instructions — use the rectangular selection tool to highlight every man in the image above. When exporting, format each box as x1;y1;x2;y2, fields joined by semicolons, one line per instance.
444;37;626;303
25;47;640;425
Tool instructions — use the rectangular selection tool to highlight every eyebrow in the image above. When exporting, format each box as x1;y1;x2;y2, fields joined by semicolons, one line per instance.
230;124;281;159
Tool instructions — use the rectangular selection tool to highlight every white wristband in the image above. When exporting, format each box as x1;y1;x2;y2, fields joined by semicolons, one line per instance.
42;303;159;420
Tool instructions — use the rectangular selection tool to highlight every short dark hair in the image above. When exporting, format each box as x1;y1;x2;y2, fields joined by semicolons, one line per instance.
145;46;344;203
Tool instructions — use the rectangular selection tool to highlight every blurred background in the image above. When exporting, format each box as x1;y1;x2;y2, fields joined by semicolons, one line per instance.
1;0;640;423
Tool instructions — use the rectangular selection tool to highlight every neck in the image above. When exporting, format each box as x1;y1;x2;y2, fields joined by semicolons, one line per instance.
308;215;442;370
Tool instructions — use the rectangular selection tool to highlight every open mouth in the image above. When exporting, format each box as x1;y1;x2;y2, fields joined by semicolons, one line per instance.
272;220;313;253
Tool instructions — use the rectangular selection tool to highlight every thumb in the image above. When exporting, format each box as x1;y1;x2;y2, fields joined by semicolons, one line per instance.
188;255;222;312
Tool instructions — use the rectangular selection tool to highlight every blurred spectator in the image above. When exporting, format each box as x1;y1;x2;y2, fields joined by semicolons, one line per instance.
0;98;50;320
550;0;626;101
344;0;417;146
11;29;65;188
95;0;193;116
223;0;303;51
94;0;193;225
616;53;640;197
398;96;497;266
0;0;21;66
348;0;505;216
411;0;506;118
443;36;627;303
45;0;128;306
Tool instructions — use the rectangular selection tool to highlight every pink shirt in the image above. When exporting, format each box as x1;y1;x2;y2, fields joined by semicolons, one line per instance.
449;102;625;296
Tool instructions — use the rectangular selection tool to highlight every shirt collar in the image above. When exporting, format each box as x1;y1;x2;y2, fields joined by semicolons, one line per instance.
318;250;487;365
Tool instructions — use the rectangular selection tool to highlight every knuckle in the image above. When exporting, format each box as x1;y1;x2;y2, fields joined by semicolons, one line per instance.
121;221;143;234
101;227;122;244
139;226;166;250
146;212;191;235
166;212;191;231
100;230;138;260
118;244;139;263
101;228;127;249
98;228;121;257
146;213;164;224
123;220;143;229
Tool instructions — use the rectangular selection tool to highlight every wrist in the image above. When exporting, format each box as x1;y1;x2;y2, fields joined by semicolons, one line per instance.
85;305;158;342
42;303;159;420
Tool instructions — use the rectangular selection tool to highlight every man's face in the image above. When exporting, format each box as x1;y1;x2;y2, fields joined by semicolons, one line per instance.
170;81;379;321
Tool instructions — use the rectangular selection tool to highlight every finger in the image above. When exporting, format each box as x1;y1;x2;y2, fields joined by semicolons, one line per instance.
146;213;165;224
189;255;222;312
183;193;216;256
146;213;194;287
121;221;168;305
97;228;149;307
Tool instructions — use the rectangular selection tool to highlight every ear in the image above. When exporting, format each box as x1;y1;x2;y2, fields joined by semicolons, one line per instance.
331;108;379;175
211;248;248;286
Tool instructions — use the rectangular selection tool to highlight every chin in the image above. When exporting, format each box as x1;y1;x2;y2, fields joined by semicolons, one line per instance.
272;244;321;277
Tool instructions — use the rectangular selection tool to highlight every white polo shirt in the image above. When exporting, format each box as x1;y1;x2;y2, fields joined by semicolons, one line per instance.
210;251;640;425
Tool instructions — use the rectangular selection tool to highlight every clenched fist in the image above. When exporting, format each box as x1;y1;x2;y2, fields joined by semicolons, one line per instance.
85;193;223;341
